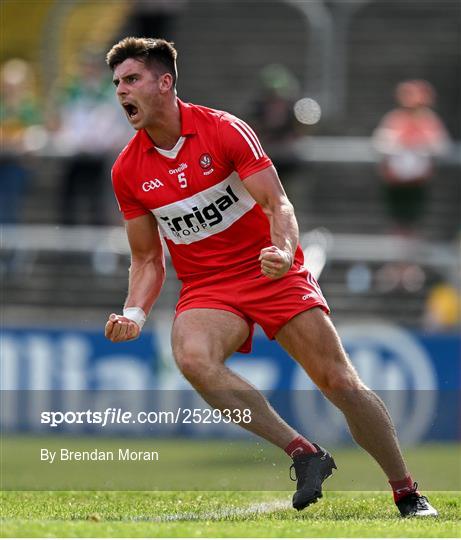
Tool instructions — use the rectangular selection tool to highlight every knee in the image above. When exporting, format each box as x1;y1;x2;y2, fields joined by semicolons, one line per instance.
317;361;364;395
174;344;219;387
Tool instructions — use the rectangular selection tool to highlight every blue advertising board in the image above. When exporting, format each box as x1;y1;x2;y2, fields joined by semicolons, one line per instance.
1;322;459;442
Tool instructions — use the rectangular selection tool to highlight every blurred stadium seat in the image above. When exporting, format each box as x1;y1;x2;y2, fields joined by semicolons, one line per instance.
1;0;459;331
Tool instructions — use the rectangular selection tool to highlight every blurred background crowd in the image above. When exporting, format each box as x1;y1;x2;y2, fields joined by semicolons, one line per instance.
1;0;460;334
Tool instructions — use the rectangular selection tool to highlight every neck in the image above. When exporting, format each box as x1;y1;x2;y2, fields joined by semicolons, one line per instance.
146;97;181;150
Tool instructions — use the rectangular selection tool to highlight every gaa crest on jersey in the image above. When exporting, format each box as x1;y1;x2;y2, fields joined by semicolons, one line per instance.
142;178;164;192
199;153;212;169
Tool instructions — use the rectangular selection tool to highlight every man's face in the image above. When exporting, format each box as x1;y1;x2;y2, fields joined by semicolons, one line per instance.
113;58;163;130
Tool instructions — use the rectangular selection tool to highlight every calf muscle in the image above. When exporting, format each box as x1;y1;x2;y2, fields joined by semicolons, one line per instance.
276;308;408;480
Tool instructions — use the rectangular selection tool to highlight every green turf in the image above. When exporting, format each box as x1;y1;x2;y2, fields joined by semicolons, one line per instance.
1;490;459;537
2;440;460;537
2;437;460;491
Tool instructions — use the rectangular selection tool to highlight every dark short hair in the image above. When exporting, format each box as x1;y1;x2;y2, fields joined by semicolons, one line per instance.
106;37;178;86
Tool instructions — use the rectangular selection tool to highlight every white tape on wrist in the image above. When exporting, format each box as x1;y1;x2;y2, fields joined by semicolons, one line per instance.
123;307;146;330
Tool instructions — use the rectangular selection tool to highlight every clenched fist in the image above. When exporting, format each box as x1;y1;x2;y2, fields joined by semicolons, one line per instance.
259;246;292;279
105;313;140;342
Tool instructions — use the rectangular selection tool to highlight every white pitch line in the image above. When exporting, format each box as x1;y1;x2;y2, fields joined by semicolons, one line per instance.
137;499;291;522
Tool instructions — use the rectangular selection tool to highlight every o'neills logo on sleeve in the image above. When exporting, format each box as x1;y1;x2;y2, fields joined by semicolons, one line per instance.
152;174;256;244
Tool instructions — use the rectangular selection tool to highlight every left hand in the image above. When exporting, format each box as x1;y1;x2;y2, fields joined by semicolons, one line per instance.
259;246;292;279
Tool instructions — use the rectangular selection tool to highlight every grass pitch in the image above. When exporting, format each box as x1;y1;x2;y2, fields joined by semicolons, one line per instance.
1;490;459;537
1;440;460;537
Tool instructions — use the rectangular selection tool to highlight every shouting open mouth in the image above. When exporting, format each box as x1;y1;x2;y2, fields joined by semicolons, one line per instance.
123;102;139;121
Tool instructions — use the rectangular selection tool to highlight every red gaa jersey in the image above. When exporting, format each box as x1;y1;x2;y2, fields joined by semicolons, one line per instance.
112;99;304;282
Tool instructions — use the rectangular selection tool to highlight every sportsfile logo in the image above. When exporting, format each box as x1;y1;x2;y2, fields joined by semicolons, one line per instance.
142;178;164;191
160;184;238;237
153;174;256;245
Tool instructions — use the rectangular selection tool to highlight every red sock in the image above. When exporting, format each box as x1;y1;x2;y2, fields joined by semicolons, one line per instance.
284;436;317;458
389;475;418;502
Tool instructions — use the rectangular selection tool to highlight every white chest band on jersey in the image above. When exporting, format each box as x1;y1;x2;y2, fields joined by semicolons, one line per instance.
123;307;147;329
152;172;256;245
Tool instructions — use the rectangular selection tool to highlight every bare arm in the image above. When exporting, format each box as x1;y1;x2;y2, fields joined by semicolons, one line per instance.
243;165;298;279
105;213;166;342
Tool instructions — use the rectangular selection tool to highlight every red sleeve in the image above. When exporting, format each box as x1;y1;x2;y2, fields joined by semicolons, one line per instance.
218;114;272;180
111;159;149;220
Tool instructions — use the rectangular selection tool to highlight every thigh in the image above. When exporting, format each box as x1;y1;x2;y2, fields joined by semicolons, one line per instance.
172;308;250;366
239;267;329;341
275;307;357;389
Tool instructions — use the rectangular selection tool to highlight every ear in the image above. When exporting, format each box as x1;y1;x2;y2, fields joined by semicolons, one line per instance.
159;73;174;93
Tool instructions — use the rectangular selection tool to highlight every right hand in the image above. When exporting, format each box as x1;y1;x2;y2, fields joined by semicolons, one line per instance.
259;245;293;279
104;313;140;342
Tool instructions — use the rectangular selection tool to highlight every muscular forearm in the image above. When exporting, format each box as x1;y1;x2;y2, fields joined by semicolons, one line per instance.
124;255;165;315
106;215;165;342
268;197;299;263
243;166;299;279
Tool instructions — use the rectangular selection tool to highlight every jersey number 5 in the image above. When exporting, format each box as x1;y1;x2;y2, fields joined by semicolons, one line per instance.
178;172;187;189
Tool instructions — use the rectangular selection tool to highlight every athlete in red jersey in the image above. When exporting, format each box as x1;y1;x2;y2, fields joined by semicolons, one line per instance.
112;98;292;280
111;97;328;351
104;37;436;517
